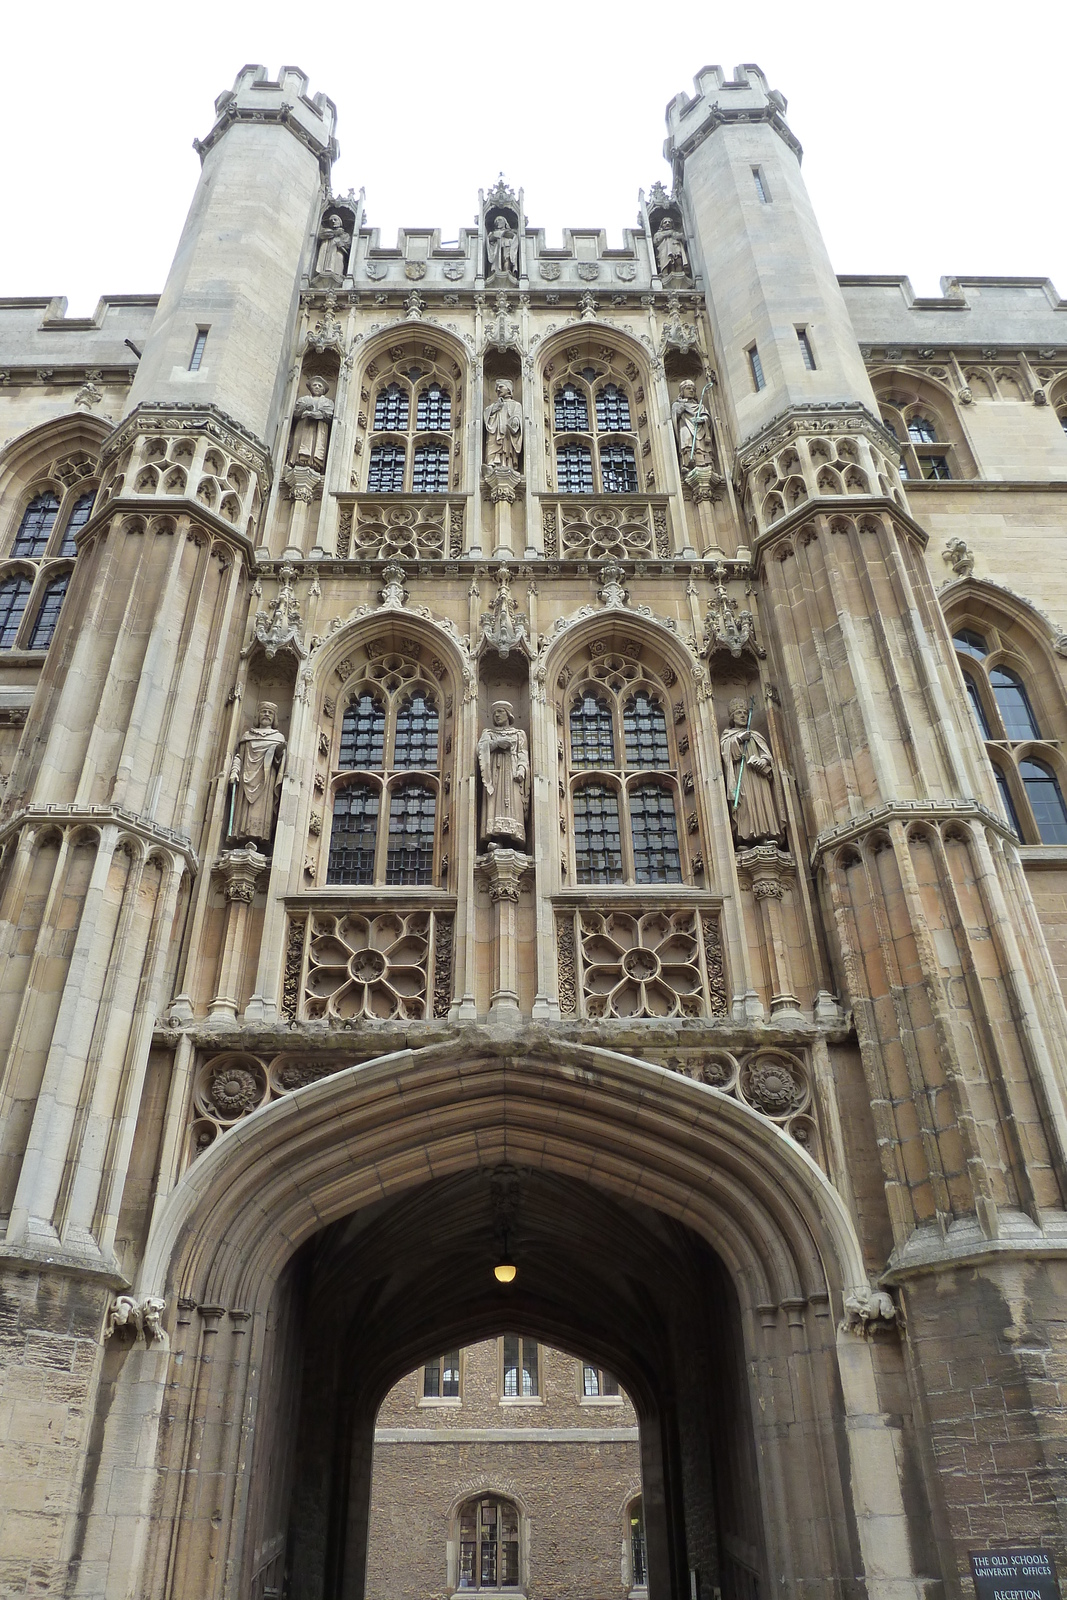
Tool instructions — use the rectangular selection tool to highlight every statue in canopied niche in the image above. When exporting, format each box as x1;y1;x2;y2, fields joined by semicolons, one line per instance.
478;701;530;846
288;377;335;472
483;379;524;469
672;379;716;469
653;215;689;279
720;697;785;845
314;212;351;281
487;214;519;279
228;703;286;844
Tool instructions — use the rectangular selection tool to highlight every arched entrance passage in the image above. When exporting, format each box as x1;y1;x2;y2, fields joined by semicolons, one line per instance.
112;1042;917;1600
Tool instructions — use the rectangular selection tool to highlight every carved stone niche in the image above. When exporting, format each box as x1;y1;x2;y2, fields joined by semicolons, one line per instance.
647;198;691;286
311;200;356;287
484;186;520;285
476;667;531;854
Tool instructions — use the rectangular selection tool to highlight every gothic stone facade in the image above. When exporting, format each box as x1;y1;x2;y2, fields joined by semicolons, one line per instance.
0;59;1066;1600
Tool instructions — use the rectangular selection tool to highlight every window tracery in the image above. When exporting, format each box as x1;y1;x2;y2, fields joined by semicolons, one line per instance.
545;346;649;496
1;479;93;651
361;345;462;494
562;648;688;885
949;614;1067;844
322;646;448;888
874;375;976;480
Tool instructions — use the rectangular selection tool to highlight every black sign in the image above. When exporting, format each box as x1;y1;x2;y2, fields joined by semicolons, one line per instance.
971;1550;1060;1600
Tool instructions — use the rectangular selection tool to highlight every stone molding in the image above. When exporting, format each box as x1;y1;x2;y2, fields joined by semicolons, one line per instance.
100;400;271;486
735;401;899;471
193;65;339;177
665;98;802;172
0;803;197;870
809;797;1012;866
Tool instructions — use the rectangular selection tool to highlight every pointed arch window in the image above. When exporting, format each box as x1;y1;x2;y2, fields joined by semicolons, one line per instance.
990;666;1040;741
907;415;938;444
565;655;691;885
28;574;69;649
555;383;589;432
623;690;669;768
457;1496;520;1591
416;382;451;432
339;691;386;768
953;628;988;660
374;382;409;432
596;383;631;433
59;491;95;556
393;690;439;768
962;671;992;739
992;763;1023;840
13;493;60;557
326;666;444;886
570;691;615;767
1020;759;1067;845
0;575;32;649
556;442;594;494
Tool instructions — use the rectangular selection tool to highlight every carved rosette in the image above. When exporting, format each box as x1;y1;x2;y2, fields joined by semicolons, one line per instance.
303;911;432;1021
558;908;719;1019
646;1046;820;1163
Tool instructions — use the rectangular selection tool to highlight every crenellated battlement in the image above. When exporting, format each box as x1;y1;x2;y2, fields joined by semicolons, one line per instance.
194;62;339;174
664;62;800;171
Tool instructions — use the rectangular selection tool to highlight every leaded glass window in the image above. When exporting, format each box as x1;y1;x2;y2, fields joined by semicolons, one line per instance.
921;455;951;480
908;415;938;444
367;444;406;493
600;443;638;494
59;492;95;557
991;666;1040;740
582;1363;619;1397
339;692;385;768
993;763;1023;839
386;784;436;884
1020;759;1067;844
416;382;451;432
953;629;988;660
556;442;593;494
327;785;379;884
629;783;682;883
13;494;59;557
0;575;32;649
554;382;588;432
374;382;409;432
458;1497;519;1591
595;383;631;433
393;691;438;768
424;1349;460;1398
28;574;69;649
573;784;623;884
630;1501;647;1588
502;1335;538;1397
412;443;449;494
570;692;615;768
963;672;992;739
623;691;669;768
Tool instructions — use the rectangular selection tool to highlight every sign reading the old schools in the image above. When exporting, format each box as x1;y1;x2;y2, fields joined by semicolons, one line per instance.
971;1551;1060;1600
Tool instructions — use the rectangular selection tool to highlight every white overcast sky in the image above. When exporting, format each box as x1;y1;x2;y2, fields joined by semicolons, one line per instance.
4;0;1065;316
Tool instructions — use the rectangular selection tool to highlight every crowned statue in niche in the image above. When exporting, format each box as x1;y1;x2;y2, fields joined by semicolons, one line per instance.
720;697;785;845
486;214;519;280
228;703;287;845
288;377;335;473
313;212;352;283
653;214;690;280
672;379;716;469
478;701;530;846
483;379;524;470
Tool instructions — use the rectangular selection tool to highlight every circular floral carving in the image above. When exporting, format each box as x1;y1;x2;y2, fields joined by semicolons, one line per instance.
696;1052;736;1088
211;1066;259;1117
738;1053;807;1119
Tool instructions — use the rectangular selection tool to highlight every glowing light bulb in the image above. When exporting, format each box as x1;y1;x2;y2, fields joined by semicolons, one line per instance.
494;1261;517;1284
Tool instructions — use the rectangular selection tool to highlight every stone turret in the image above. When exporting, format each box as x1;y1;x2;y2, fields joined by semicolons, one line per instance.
124;64;338;447
665;64;877;441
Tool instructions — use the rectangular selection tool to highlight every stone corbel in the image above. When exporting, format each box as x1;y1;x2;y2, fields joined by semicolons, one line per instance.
840;1284;898;1338
105;1294;168;1344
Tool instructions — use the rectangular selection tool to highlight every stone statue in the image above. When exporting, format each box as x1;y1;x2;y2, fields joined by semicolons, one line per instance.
483;379;524;469
720;697;784;844
653;216;689;279
228;703;286;844
487;214;519;279
672;379;715;469
288;378;335;472
477;701;530;846
314;212;351;281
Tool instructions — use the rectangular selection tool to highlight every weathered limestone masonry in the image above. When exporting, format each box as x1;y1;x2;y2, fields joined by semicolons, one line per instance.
0;57;1065;1600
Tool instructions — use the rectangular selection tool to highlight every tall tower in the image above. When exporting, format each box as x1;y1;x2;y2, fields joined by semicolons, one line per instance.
669;63;1067;1573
